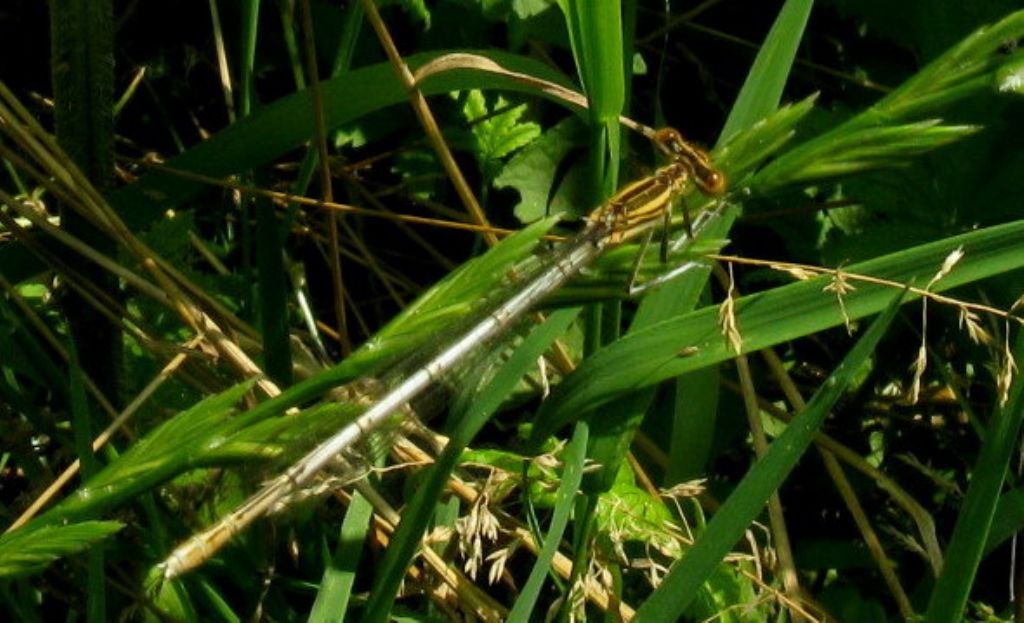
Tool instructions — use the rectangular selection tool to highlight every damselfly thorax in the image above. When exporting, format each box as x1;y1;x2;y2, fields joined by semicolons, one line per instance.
590;128;726;245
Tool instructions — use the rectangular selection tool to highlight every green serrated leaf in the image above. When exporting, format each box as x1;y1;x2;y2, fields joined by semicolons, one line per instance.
461;90;541;177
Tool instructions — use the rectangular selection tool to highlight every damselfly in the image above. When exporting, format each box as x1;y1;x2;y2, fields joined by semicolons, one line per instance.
159;128;726;579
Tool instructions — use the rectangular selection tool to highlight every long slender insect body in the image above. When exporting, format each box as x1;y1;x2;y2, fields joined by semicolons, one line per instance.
162;225;614;580
160;127;726;580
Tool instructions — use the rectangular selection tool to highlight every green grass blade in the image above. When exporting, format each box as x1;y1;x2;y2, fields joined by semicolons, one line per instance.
238;0;260;118
67;338;105;622
307;491;374;622
749;12;1024;196
0;521;122;579
867;10;1024;124
632;290;906;622
984;488;1024;556
664;365;720;483
925;333;1024;622
49;0;120;401
13;217;560;539
557;0;625;199
255;190;293;387
531;219;1024;441
717;0;814;145
361;307;581;622
507;419;589;623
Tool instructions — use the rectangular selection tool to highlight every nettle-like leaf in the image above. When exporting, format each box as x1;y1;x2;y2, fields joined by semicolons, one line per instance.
494;117;587;224
461;89;541;179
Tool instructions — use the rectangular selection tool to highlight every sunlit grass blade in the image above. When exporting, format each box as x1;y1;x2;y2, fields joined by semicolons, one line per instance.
716;0;814;146
556;0;625;199
868;9;1024;123
712;94;817;186
632;290;906;622
361;308;581;622
751;120;980;194
749;10;1024;196
530;219;1024;442
307;491;374;622
0;521;122;579
507;421;588;622
54;215;556;533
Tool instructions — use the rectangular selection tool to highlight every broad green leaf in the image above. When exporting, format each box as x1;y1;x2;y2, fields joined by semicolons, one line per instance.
495;117;587;223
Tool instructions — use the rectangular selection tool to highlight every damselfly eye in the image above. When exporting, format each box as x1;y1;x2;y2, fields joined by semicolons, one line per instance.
698;170;727;196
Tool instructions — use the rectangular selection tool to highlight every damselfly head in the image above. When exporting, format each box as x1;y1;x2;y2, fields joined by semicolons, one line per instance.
652;127;690;160
651;127;726;197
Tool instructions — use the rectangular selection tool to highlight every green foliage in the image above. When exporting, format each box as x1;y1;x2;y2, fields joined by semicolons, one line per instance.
495;117;587;222
380;0;431;26
0;521;123;579
635;292;906;621
460;90;542;180
3;1;1024;621
925;333;1024;622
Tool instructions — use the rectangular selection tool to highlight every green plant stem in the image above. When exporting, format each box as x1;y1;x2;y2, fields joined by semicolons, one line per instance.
49;0;120;405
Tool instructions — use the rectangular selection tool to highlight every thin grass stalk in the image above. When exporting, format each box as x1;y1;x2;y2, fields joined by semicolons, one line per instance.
760;347;917;616
633;292;906;622
925;333;1024;622
359;0;497;246
733;352;807;617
